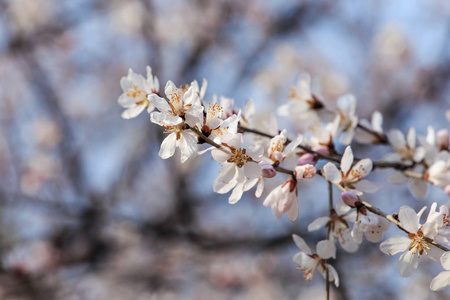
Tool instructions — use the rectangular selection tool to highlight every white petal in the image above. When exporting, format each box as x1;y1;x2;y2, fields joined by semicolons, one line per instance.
409;178;428;200
352;158;373;177
255;179;264;198
386;171;408;184
341;146;354;174
263;185;281;207
229;183;244;204
150;111;182;126
292;234;312;254
244;162;262;179
380;235;411;255
158;132;177;160
325;264;340;287
353;180;378;193
399;205;420;232
323;163;342;184
287;195;299;221
179;131;198;163
121;105;146;119
372;111;383;132
148;94;172;113
293;252;315;268
284;135;303;155
317;240;336;259
430;271;450;291
308;217;330;231
441;252;450;270
339;230;359;253
398;251;418;277
211;149;231;162
407;127;416;149
387;129;406;149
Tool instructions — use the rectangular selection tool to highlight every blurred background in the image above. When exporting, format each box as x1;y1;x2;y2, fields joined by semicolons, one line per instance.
0;0;450;299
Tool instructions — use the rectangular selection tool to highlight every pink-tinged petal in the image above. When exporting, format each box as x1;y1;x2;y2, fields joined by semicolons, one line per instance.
353;180;378;193
255;179;264;198
308;217;330;231
287;195;299;222
121;105;146;119
317;240;336;259
341;146;353;174
409;178;428;200
406;127;416;149
158;132;177;160
179;131;198;163
323;163;342;184
148;94;172;113
398;251;418;277
150;112;182;126
430;271;450;291
229;183;244;204
380;235;411;255
441;252;450;270
211;148;230;162
399;205;420;232
292;234;312;254
352;158;373;177
387;129;406;149
263;185;281;207
386;171;408;184
325;264;340;287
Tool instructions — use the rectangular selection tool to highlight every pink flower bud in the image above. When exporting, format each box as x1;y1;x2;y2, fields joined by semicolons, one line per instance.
437;129;450;150
341;192;360;207
295;164;317;180
297;153;317;166
259;161;277;178
312;145;332;156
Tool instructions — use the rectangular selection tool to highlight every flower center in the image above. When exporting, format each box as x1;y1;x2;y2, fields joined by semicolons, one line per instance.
227;148;251;168
408;230;431;257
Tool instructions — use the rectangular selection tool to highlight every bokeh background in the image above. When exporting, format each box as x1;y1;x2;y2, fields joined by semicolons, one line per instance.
1;0;450;299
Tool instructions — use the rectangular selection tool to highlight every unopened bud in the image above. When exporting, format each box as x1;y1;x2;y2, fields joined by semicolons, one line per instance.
259;161;277;178
437;129;450;150
312;145;332;156
295;164;317;180
297;153;317;166
341;192;360;208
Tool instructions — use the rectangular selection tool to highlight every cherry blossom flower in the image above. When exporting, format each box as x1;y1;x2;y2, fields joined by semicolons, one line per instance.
336;94;358;145
355;111;387;144
430;252;450;291
341;192;390;243
263;177;298;221
118;66;159;119
426;202;450;246
292;234;339;287
385;127;425;163
308;208;359;253
212;134;263;203
380;205;443;277
265;129;303;166
148;80;204;163
323;146;377;195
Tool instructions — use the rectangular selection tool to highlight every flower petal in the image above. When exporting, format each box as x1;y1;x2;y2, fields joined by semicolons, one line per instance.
158;132;177;159
397;250;418;277
317;240;336;259
399;205;419;233
287;194;299;222
292;234;312;254
441;252;450;270
380;235;411;255
308;217;330;231
353;180;378;193
341;146;353;174
430;271;450;291
408;178;428;200
179;131;198;163
323;163;342;184
121;105;146;119
244;162;262;179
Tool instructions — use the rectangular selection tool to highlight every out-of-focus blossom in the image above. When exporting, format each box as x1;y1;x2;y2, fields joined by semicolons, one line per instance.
430;252;450;291
336;94;358;145
355;111;387;144
292;234;339;287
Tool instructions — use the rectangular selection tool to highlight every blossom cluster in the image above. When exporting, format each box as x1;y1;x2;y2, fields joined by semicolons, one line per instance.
118;67;450;292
